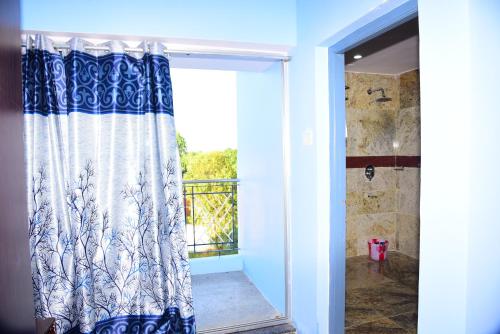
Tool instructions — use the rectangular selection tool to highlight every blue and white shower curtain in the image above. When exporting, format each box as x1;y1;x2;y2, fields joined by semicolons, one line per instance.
23;35;195;334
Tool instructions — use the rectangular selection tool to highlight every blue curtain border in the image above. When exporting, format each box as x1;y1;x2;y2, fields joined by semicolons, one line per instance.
22;49;175;117
64;307;195;334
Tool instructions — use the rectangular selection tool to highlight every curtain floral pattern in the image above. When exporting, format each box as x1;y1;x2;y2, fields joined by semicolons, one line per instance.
23;35;195;334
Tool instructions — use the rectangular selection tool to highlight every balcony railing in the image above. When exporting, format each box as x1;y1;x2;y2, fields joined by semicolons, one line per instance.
183;179;239;257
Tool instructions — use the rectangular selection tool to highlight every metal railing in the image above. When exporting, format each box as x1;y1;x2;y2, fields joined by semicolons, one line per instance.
183;179;239;257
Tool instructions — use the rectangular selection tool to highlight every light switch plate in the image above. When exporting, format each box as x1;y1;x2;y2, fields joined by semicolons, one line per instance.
302;128;313;146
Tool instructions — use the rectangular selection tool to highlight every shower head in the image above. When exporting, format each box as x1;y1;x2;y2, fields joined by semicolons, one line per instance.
367;87;392;103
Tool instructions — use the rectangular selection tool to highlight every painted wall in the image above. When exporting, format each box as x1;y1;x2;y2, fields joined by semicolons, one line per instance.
291;1;389;332
466;0;500;333
20;0;296;46
418;0;470;332
345;70;420;259
237;62;286;315
189;255;243;276
295;0;500;333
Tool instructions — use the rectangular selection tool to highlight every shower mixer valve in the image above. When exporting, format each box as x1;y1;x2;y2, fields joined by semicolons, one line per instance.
365;165;375;181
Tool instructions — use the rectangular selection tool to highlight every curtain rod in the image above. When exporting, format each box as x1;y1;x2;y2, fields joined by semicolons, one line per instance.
20;42;291;62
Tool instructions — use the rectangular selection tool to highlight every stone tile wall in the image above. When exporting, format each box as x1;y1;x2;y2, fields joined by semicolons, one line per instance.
346;70;420;259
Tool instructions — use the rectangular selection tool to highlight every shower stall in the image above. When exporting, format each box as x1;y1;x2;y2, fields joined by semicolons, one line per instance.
344;69;421;333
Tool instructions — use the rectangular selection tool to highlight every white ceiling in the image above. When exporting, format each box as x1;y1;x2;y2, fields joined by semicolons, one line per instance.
345;36;419;75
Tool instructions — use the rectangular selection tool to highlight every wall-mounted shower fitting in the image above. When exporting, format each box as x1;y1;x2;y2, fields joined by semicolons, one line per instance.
367;87;392;102
365;165;375;181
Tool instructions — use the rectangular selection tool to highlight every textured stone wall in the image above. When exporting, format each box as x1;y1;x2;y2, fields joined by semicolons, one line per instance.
395;70;420;258
345;70;420;259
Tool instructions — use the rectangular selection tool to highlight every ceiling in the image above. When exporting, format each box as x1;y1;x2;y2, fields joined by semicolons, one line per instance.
345;17;419;75
345;36;419;75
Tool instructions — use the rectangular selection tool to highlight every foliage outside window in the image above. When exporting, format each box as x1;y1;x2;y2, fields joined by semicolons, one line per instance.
177;133;238;258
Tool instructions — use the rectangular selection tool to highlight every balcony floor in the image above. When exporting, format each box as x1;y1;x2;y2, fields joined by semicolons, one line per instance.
192;271;282;331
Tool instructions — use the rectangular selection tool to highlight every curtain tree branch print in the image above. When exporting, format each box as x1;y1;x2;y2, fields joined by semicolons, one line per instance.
23;35;195;334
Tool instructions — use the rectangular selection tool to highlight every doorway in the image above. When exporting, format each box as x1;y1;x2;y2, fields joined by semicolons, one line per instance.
343;17;420;333
326;1;419;333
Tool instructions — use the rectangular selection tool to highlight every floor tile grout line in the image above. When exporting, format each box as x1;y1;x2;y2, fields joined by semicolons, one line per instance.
345;304;418;324
345;315;407;331
345;315;396;329
389;310;418;318
345;310;417;331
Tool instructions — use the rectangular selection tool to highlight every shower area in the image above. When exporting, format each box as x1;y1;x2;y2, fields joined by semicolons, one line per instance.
343;17;421;334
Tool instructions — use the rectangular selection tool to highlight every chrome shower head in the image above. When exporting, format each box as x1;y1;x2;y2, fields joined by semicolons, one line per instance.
367;87;392;103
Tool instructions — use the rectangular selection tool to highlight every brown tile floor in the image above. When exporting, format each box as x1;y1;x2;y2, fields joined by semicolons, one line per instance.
345;251;419;333
235;324;296;333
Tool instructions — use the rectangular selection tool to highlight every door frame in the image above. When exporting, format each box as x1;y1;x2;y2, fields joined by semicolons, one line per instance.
323;1;418;332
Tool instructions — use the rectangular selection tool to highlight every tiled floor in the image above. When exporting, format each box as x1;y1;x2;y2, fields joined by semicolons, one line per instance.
192;271;282;331
236;324;296;334
345;252;419;333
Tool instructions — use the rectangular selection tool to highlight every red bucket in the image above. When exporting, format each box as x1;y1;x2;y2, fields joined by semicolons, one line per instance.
368;238;388;261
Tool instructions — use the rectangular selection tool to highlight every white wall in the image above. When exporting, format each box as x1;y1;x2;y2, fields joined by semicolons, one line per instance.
237;62;286;314
189;255;243;276
418;1;500;332
20;0;296;46
291;1;387;332
418;0;470;332
466;1;500;333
